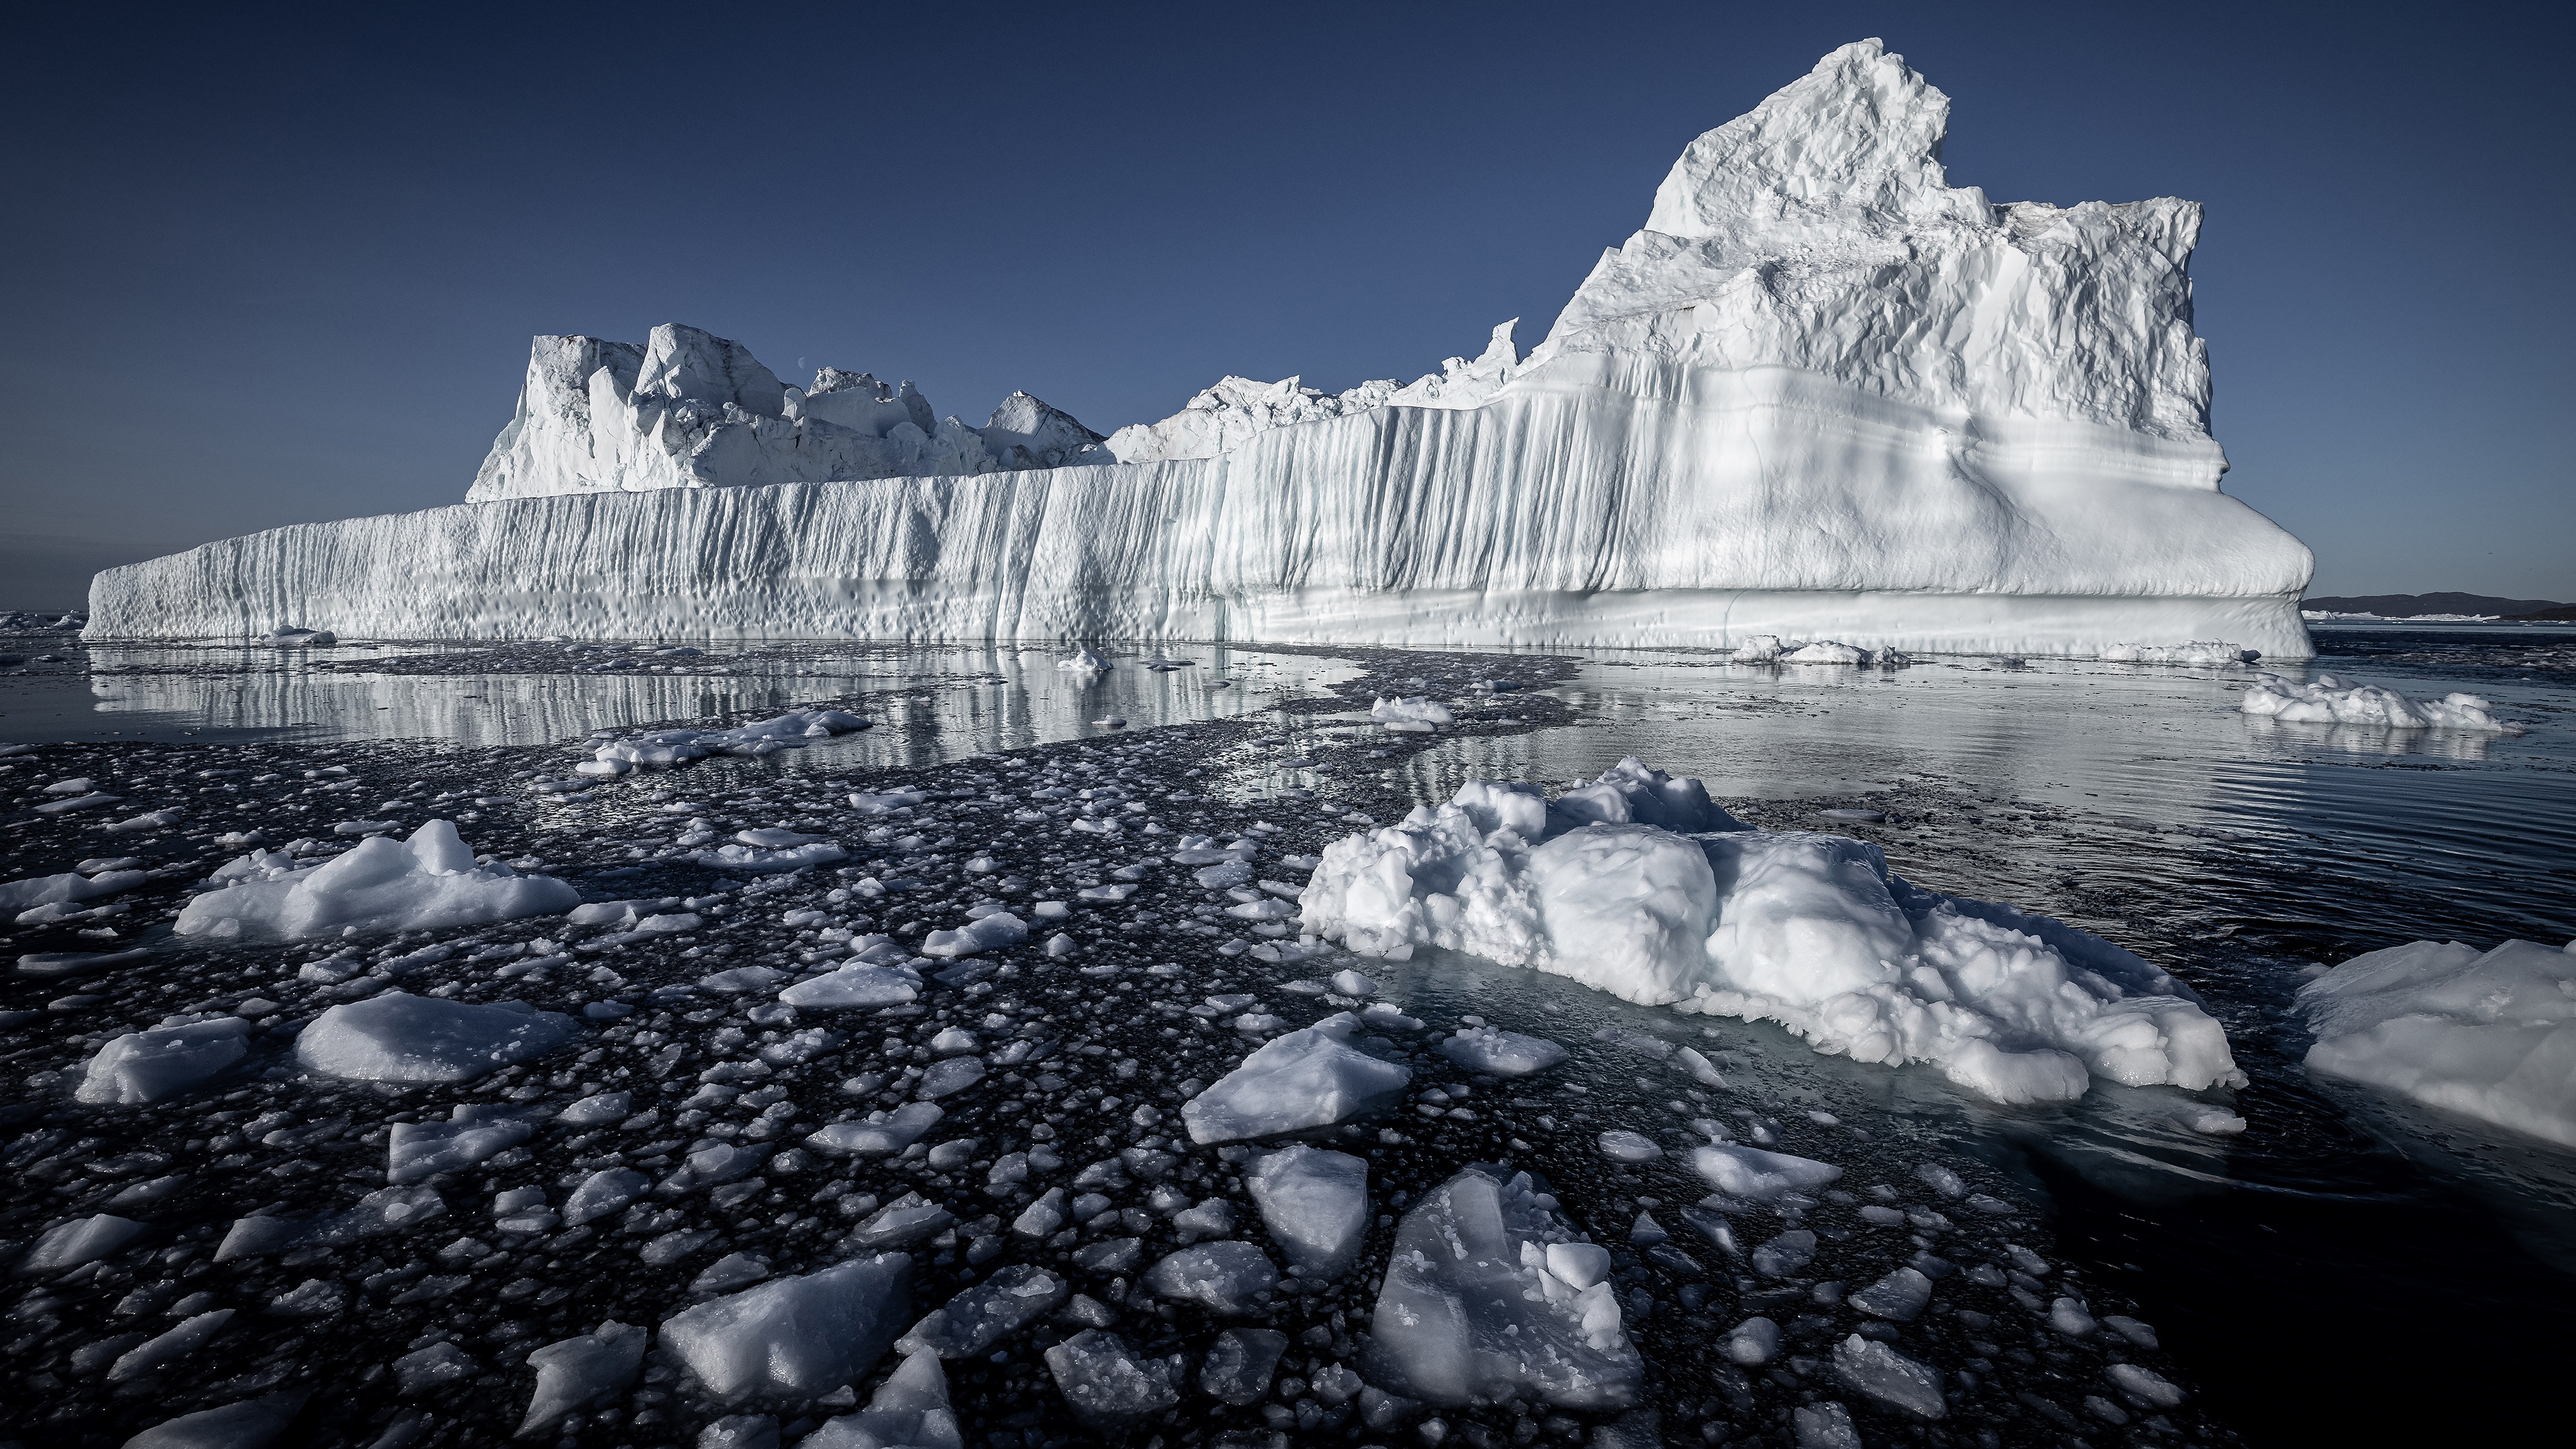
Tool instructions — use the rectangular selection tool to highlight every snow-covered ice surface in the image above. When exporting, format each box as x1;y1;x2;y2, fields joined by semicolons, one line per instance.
1;627;2571;1445
91;40;2310;658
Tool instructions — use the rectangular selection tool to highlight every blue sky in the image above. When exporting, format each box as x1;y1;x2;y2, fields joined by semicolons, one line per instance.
5;1;2568;610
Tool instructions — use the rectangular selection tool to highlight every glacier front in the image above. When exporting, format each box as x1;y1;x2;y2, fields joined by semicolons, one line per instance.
86;39;2314;658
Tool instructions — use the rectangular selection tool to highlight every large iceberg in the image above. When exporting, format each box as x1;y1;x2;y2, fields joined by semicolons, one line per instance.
87;40;2312;658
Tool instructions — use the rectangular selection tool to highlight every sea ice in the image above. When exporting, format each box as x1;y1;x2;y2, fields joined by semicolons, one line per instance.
295;991;578;1083
1302;765;2243;1103
2296;938;2576;1147
16;1214;146;1275
1197;1328;1289;1405
1366;1167;1641;1409
1831;1335;1945;1419
174;820;576;941
1;867;147;913
386;1106;537;1183
659;1254;911;1402
2241;673;2517;732
1180;1014;1411;1143
120;1391;309;1449
780;963;921;1009
76;1016;250;1104
1691;1144;1843;1203
1244;1146;1370;1278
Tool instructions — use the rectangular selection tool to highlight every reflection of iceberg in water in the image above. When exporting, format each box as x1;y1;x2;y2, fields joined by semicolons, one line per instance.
81;645;1357;761
2240;714;2498;763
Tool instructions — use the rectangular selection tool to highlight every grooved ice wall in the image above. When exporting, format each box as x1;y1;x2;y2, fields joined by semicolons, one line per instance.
85;39;2316;657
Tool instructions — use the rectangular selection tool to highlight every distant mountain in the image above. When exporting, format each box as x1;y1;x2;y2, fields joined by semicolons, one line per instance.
2302;592;2568;617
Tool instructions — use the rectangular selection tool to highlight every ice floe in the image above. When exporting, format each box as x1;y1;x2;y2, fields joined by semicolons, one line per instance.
1180;1013;1411;1143
75;1016;250;1104
294;991;578;1083
659;1254;911;1402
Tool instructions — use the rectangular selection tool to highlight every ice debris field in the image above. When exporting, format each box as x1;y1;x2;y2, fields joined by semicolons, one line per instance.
1;645;2274;1449
92;38;2313;658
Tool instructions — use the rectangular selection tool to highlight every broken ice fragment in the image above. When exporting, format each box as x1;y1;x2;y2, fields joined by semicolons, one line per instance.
1244;1146;1369;1279
517;1321;647;1437
659;1254;911;1402
1144;1242;1277;1315
1830;1335;1945;1419
75;1016;250;1104
1198;1327;1289;1405
1181;1014;1409;1144
1044;1330;1179;1428
1437;1026;1567;1077
1690;1144;1842;1202
800;1348;963;1449
894;1265;1069;1358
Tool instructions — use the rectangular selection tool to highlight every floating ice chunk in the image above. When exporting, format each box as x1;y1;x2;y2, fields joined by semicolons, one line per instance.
1045;1330;1179;1428
1144;1241;1277;1315
693;841;850;873
1723;1316;1780;1365
916;1058;985;1098
1751;1228;1817;1276
1552;758;1750;835
176;821;576;941
591;708;869;769
698;965;782;993
848;790;928;814
297;992;577;1083
1367;1167;1640;1409
518;1321;647;1438
1244;1146;1369;1279
1597;1130;1663;1163
1545;1242;1611;1289
1181;1014;1411;1144
387;1106;537;1184
896;1265;1069;1358
1057;649;1112;672
1437;1026;1568;1077
213;1185;448;1262
659;1254;911;1402
1831;1335;1945;1419
1691;1144;1843;1202
2106;1362;2184;1407
1;868;147;912
121;1390;310;1448
557;1091;631;1126
1372;696;1453;729
1330;969;1378;996
16;1214;145;1275
76;1017;250;1104
1197;1328;1289;1404
808;1103;944;1157
262;627;336;647
1782;641;1869;664
780;963;921;1010
920;912;1026;959
2049;1297;2098;1337
2297;938;2576;1147
109;1308;235;1383
1849;1267;1934;1322
2241;673;2517;732
801;1348;962;1449
1306;766;2241;1103
564;1168;649;1226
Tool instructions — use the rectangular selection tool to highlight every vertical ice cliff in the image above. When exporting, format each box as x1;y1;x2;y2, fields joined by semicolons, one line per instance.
466;323;1104;501
91;40;2316;657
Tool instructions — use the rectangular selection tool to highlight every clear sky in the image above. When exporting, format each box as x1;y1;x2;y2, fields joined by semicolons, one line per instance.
5;1;2569;610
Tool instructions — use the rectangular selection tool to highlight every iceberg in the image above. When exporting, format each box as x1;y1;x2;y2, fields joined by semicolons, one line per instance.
87;40;2310;659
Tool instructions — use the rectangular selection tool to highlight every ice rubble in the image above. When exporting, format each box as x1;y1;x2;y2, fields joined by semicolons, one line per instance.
94;40;2312;659
1366;1167;1642;1409
1301;759;2242;1104
465;325;1104;502
2240;673;2518;732
2297;938;2576;1148
174;820;578;940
